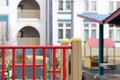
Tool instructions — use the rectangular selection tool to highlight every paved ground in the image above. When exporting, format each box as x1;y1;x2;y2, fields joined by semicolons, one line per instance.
82;64;120;80
1;64;120;80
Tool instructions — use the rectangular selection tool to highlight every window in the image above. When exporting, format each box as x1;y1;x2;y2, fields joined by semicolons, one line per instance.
84;0;89;11
84;29;89;41
66;1;71;10
116;1;120;9
109;1;120;13
58;29;63;39
109;24;120;41
109;30;114;39
0;22;7;41
116;30;120;41
66;29;71;38
0;0;8;6
91;24;96;27
91;29;96;38
91;1;96;11
58;23;71;40
83;23;97;41
84;0;96;12
109;1;114;12
58;0;63;10
84;24;89;27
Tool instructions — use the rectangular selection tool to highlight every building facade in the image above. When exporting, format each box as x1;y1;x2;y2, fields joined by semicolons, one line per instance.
0;0;48;46
52;0;120;47
1;0;120;47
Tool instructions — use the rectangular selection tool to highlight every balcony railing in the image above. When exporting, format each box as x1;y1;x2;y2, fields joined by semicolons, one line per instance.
17;10;40;19
17;38;40;45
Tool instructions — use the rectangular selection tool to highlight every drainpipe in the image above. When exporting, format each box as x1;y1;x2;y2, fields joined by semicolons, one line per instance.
71;0;74;37
48;0;53;80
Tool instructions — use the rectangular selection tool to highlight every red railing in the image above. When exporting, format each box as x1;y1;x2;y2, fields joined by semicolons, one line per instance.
0;46;72;80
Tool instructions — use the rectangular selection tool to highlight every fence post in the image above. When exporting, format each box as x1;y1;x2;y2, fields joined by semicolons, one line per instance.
71;38;82;80
60;39;69;80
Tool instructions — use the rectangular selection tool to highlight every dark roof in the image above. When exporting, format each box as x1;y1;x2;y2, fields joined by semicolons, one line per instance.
78;8;120;25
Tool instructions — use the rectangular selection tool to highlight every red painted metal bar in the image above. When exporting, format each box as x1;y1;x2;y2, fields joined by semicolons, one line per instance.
0;46;72;49
0;46;72;80
48;70;60;73
33;48;36;80
53;49;56;80
2;49;5;80
63;49;66;80
22;49;26;80
10;64;43;67
0;70;7;73
12;49;15;80
43;48;46;80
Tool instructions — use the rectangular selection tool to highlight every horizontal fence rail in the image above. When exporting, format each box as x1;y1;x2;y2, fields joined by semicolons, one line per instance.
0;46;72;80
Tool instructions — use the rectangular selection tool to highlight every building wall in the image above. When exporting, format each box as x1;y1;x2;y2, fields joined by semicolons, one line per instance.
0;0;48;45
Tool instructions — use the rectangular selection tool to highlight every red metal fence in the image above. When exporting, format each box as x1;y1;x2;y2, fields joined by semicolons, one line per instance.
0;46;72;80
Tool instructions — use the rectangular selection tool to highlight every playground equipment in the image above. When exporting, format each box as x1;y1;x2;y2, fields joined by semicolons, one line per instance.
0;38;82;80
5;61;12;80
84;38;115;69
46;61;49;80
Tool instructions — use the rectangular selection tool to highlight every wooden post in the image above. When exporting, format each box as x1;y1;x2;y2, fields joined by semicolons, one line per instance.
60;39;69;80
71;38;82;80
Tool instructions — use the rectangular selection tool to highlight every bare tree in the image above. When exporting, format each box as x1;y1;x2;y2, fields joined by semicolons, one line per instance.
0;22;11;59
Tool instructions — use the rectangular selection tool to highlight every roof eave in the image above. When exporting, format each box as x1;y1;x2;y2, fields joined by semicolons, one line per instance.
77;14;103;24
104;8;120;24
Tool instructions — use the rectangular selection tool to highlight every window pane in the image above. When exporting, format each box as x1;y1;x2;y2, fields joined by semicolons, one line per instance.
109;30;114;39
109;1;114;12
58;23;63;27
116;2;120;9
84;24;89;27
66;23;71;27
0;0;5;6
91;29;96;38
84;29;89;41
58;1;63;10
109;24;114;27
91;1;96;11
116;30;120;41
91;24;96;27
0;22;6;41
84;1;89;11
66;1;71;10
58;29;63;39
66;29;71;39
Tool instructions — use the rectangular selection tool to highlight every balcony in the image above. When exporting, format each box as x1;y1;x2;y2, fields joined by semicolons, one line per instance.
17;10;40;19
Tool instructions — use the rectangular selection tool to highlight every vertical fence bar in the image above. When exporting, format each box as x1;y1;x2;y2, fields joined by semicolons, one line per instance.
2;49;5;80
12;49;16;80
22;49;26;80
33;48;36;80
43;48;46;80
63;49;66;80
53;49;56;80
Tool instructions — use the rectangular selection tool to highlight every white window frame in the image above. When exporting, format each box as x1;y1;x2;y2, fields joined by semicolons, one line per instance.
0;0;7;6
84;0;97;12
109;24;120;41
83;22;98;41
58;0;64;10
109;0;120;13
58;0;71;11
58;23;71;40
66;0;71;10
